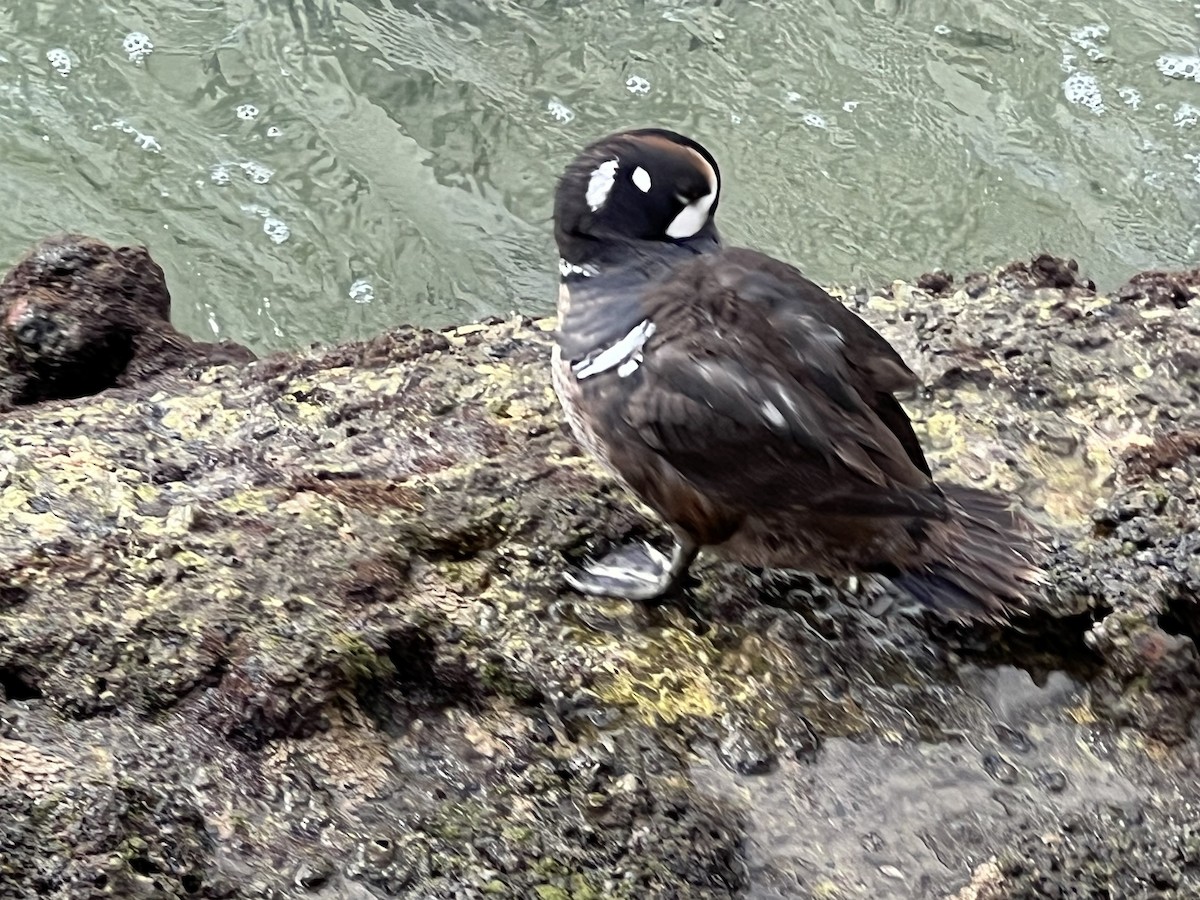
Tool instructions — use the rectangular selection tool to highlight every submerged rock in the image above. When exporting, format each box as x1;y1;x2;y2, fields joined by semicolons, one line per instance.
0;242;1198;898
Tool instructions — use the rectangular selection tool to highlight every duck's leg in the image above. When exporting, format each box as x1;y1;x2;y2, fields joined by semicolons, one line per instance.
565;534;699;601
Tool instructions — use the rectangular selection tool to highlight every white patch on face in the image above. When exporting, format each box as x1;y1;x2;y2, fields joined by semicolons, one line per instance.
665;146;720;239
585;159;619;211
666;192;716;238
573;319;656;380
632;166;652;193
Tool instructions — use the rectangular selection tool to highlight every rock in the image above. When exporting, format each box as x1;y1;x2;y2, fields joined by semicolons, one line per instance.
0;234;253;409
1117;267;1200;310
916;269;955;296
1;244;1199;898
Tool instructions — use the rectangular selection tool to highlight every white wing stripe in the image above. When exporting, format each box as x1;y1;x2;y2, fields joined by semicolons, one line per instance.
573;319;656;379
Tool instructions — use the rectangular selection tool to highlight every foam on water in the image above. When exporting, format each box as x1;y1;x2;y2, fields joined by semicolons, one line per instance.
262;217;290;244
349;278;375;304
1;0;1198;350
122;32;153;64
1157;54;1200;82
625;75;651;95
1068;23;1109;60
45;48;71;77
546;98;574;124
1062;71;1104;113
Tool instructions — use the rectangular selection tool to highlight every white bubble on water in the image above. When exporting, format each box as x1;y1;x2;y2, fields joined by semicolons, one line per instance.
842;100;860;112
1068;23;1109;61
785;91;803;104
625;75;651;95
802;113;827;129
46;48;72;76
110;119;161;151
263;217;290;244
236;103;260;120
933;23;951;35
1118;87;1142;109
1062;71;1104;114
349;278;375;304
1185;153;1200;186
213;160;275;184
239;204;291;244
240;161;273;184
266;125;282;138
1157;54;1200;82
547;98;574;124
1175;103;1200;128
122;31;153;63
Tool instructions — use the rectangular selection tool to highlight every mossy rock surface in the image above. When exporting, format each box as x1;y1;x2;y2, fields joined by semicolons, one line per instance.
2;251;1200;898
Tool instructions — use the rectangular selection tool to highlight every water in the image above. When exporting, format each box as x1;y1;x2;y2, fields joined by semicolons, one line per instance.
0;0;1197;353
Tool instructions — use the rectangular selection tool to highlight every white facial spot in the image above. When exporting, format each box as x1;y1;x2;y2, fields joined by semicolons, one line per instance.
632;166;652;193
665;146;719;239
573;320;656;380
666;191;716;238
586;159;619;211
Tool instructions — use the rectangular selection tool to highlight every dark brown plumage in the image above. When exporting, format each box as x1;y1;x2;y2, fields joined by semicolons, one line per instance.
551;128;1043;621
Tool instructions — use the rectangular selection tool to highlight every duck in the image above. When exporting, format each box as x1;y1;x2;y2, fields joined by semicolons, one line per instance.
550;127;1043;621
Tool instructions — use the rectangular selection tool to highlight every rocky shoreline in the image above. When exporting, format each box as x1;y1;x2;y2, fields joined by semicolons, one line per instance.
1;235;1199;898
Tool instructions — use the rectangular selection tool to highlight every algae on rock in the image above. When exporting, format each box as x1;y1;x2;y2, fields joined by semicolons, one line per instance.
2;239;1200;898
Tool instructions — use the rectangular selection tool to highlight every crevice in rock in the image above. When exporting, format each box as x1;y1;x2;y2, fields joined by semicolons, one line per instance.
940;607;1111;683
0;585;28;610
1159;592;1200;647
0;665;44;701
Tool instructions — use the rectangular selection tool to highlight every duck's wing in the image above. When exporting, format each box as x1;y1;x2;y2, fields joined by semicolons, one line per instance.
607;247;943;519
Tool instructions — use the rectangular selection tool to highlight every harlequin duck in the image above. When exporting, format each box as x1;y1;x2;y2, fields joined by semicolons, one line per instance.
551;128;1043;621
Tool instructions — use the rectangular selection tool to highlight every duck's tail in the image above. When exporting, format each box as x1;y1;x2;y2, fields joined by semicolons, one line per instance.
889;484;1046;622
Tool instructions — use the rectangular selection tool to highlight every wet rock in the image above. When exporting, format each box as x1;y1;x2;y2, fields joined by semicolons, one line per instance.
1;243;1200;897
0;234;253;409
996;253;1097;293
992;724;1034;754
1117;267;1200;309
917;270;955;295
981;752;1020;785
1122;429;1200;480
1033;768;1068;793
982;799;1200;899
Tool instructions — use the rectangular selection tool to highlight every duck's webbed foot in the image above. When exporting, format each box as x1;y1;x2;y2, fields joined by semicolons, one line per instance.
565;537;699;601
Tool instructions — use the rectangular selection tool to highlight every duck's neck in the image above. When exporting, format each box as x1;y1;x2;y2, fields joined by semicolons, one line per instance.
554;228;721;361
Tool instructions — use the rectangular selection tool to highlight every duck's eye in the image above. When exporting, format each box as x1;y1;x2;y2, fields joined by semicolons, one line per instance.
631;166;652;193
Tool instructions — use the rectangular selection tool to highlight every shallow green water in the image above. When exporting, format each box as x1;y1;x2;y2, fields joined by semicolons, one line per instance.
0;0;1197;351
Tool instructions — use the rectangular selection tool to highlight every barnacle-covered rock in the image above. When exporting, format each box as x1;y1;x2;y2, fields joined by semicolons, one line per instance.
2;242;1199;898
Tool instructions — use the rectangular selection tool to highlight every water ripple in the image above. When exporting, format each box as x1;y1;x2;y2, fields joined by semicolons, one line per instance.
0;0;1196;350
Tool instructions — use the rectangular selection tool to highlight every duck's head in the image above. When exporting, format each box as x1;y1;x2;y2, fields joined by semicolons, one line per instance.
553;128;721;267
